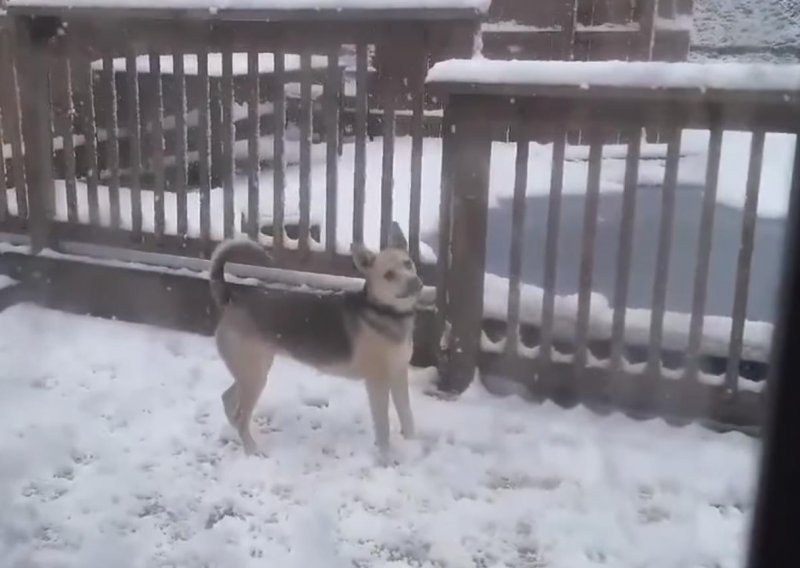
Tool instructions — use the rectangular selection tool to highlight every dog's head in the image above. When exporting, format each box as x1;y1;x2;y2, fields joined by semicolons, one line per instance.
351;222;423;311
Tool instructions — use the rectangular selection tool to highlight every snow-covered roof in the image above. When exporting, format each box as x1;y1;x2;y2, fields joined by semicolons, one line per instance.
6;0;490;18
427;59;800;94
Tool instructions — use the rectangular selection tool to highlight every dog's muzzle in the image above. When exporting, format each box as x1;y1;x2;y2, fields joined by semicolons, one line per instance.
400;276;423;298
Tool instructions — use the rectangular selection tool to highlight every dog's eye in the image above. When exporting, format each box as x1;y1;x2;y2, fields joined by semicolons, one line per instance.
403;260;413;270
384;270;397;281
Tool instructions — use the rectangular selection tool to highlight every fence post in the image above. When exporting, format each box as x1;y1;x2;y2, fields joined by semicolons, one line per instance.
15;15;58;253
437;95;492;394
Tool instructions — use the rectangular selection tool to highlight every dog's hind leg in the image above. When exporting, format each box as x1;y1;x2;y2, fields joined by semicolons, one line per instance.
234;353;273;455
390;369;414;439
365;379;391;452
221;384;239;428
217;326;274;455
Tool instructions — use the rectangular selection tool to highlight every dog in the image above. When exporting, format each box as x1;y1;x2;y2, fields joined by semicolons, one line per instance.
209;222;422;455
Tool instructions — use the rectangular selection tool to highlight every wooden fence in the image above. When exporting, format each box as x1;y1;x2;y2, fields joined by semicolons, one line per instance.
428;61;800;429
0;5;480;283
1;3;796;432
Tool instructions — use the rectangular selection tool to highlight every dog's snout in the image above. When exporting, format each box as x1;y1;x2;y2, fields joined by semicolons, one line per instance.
409;276;423;294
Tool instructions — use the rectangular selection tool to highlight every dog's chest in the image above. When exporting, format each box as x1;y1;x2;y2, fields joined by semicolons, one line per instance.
350;322;412;379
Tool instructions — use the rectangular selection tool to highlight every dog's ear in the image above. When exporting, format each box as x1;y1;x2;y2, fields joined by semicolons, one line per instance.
387;222;408;251
351;243;376;274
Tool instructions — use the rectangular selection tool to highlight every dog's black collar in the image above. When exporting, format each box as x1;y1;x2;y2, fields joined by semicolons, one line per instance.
357;286;415;319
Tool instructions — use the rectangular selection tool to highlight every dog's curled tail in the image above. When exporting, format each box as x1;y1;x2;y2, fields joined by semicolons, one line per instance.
209;239;271;307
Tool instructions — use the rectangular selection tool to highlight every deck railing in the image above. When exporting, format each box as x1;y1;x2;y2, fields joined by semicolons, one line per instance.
428;59;800;429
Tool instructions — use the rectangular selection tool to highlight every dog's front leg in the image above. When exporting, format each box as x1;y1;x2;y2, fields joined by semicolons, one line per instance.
365;379;391;451
390;369;414;439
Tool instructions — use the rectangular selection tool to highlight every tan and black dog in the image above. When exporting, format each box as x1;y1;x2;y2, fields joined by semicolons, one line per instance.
209;222;422;455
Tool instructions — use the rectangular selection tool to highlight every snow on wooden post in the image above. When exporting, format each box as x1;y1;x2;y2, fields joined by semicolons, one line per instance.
436;95;492;394
14;14;57;252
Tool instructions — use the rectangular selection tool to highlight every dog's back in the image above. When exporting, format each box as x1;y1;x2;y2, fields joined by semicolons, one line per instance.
219;288;359;370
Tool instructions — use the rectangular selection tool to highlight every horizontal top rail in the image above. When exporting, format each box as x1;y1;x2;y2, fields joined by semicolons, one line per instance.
427;60;800;106
7;0;489;21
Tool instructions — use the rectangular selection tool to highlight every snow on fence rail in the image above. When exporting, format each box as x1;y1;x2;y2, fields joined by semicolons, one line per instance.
428;59;800;428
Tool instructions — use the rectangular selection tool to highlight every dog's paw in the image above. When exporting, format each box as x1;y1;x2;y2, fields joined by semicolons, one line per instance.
400;427;415;440
374;449;400;468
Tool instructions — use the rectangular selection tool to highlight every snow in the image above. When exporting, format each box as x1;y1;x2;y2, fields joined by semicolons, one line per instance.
655;14;694;32
481;273;773;367
7;0;492;12
91;53;330;78
0;304;758;567
0;274;17;290
426;60;800;92
692;0;800;56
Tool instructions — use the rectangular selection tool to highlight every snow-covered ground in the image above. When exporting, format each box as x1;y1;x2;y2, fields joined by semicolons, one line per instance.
0;304;758;568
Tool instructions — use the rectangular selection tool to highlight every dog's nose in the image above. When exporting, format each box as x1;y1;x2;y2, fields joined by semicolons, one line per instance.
410;277;423;294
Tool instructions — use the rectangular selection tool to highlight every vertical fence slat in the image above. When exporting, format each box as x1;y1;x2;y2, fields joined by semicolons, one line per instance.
3;37;27;220
647;127;682;375
559;0;578;59
353;42;368;245
505;139;529;356
149;53;166;240
379;60;397;249
574;134;603;371
324;47;340;255
272;50;286;252
636;0;659;60
78;59;100;225
540;125;567;362
102;55;121;230
246;49;260;240
209;80;222;189
125;51;142;240
221;49;235;239
58;57;78;224
174;51;188;237
298;51;312;253
197;48;211;246
16;21;55;250
685;126;723;381
0;105;6;220
725;130;766;392
610;128;642;372
408;48;425;263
